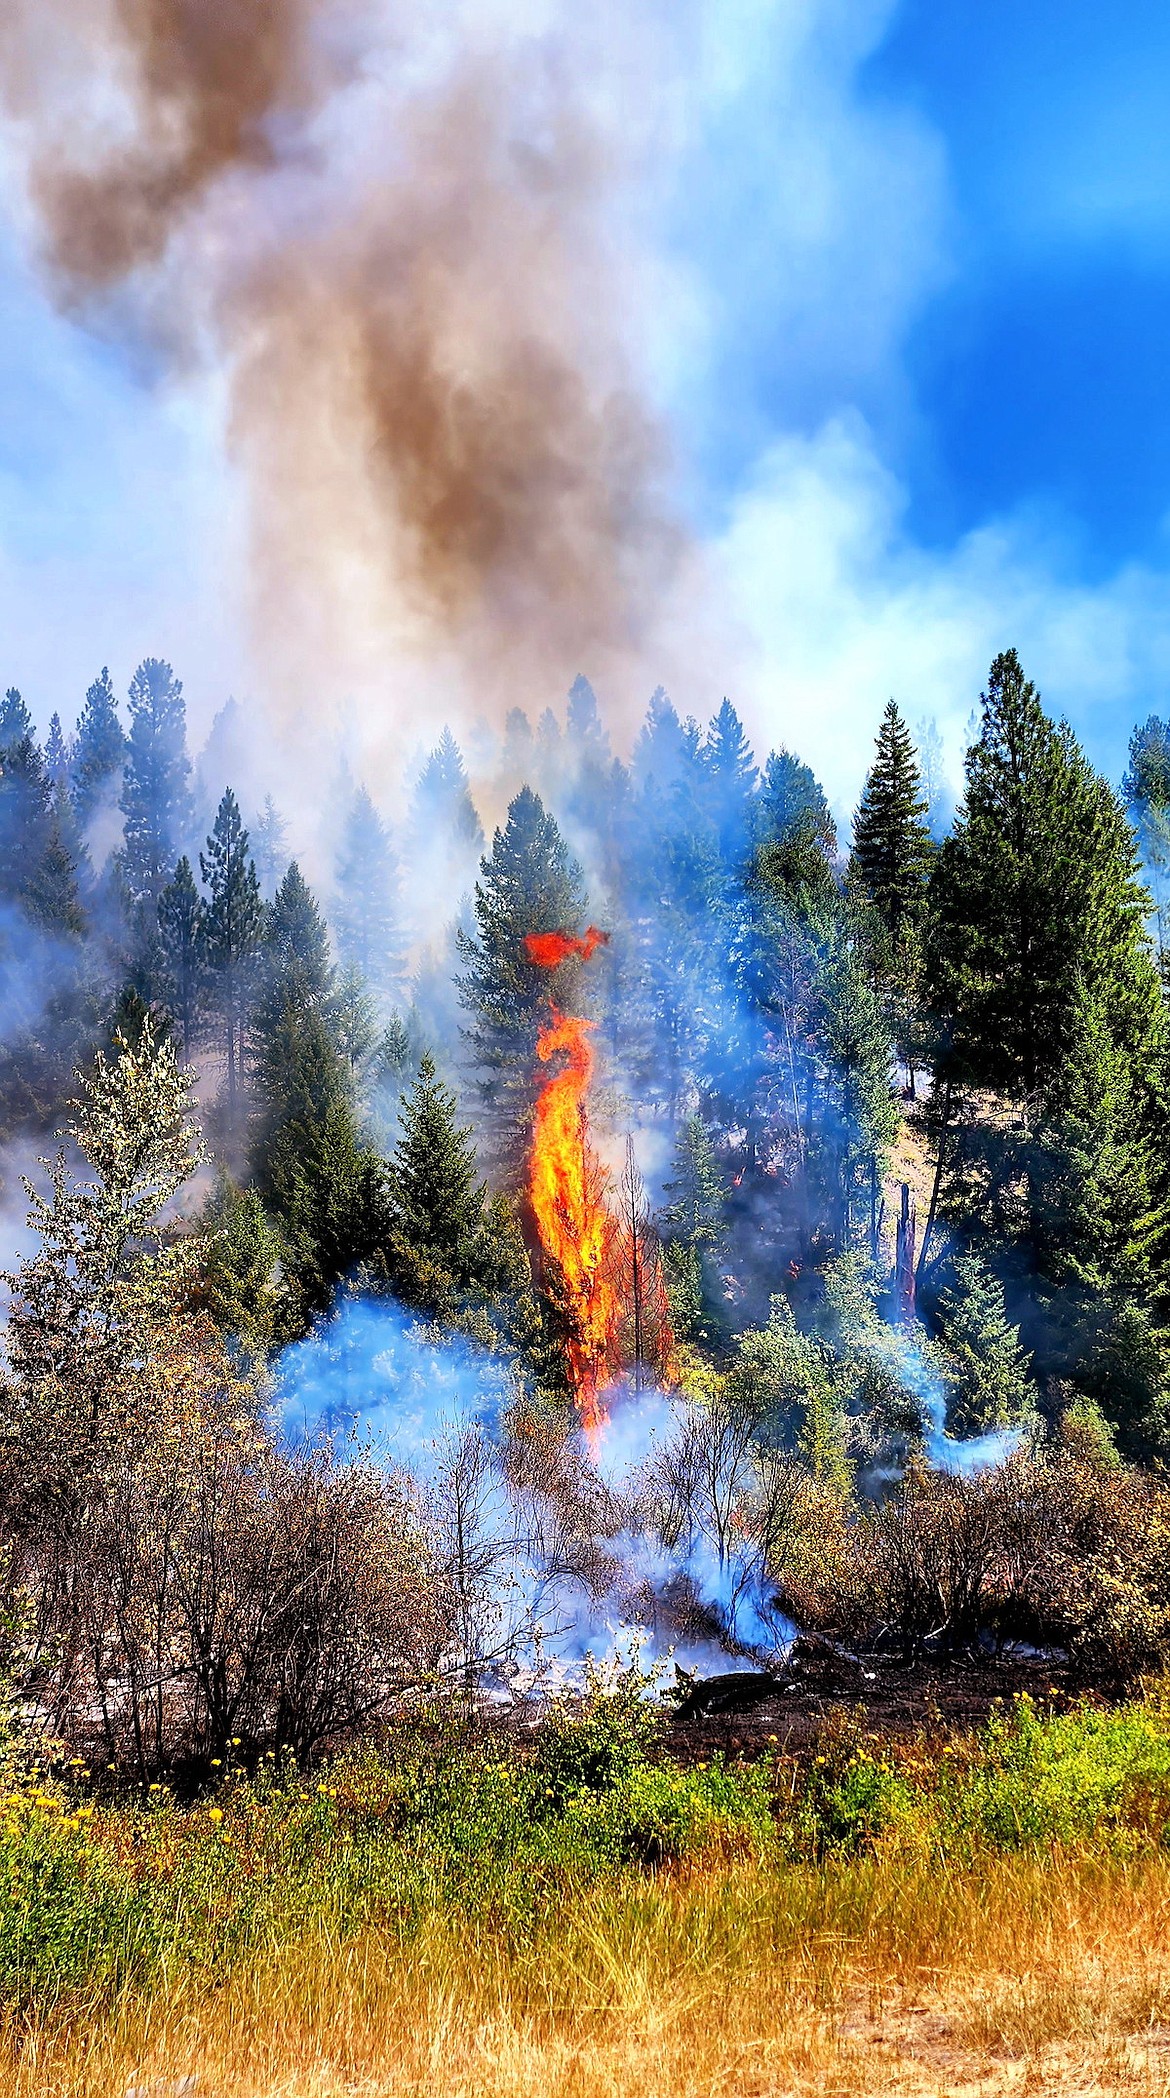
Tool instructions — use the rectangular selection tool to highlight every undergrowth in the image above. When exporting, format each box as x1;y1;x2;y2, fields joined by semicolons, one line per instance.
6;1680;1170;2022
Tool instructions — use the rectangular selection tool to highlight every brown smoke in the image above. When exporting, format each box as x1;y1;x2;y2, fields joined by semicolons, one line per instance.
11;0;323;285
2;0;687;718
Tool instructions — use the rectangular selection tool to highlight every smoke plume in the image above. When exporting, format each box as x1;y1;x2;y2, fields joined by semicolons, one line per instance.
1;0;691;737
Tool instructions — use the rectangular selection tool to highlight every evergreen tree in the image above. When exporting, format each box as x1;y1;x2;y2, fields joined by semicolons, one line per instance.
261;860;333;1011
1026;980;1167;1450
26;799;86;940
71;667;126;829
373;1052;544;1358
390;1051;486;1265
851;700;933;942
503;707;534;766
118;659;192;923
1124;715;1170;962
194;1172;287;1360
818;931;898;1249
333;788;402;996
660;1117;728;1347
251;995;386;1316
408;729;483;856
702;698;758;867
274;1098;388;1319
199;789;263;1123
756;748;837;856
0;689;52;912
332;964;382;1084
156;856;207;1059
456;786;589;1180
936;1252;1035;1434
43;714;71;794
928;652;1162;1100
631;687;692;793
250;795;288;901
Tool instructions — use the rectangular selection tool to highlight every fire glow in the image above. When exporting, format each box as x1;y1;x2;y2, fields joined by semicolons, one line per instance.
524;927;618;1442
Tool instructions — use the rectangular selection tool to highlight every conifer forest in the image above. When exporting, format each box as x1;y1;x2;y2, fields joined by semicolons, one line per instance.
2;648;1170;1787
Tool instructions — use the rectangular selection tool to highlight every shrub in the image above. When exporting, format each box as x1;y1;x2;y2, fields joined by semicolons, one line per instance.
944;1695;1170;1851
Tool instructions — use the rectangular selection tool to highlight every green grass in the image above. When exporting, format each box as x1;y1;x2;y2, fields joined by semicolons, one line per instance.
6;1685;1170;2022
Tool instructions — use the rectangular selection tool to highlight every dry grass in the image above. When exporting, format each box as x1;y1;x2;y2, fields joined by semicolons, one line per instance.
10;1848;1170;2098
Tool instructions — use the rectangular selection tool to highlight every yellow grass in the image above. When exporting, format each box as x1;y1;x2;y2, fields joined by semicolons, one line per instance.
10;1848;1170;2098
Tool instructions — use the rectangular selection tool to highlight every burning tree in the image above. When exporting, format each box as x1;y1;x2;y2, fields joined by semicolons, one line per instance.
523;927;675;1441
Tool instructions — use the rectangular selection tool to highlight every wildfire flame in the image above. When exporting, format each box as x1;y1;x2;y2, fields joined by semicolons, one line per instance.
523;924;674;1448
524;927;618;1441
530;1005;620;1440
523;926;610;969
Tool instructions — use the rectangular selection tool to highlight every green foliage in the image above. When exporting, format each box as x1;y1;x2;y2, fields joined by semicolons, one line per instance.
1124;713;1170;959
199;789;263;1121
0;1711;772;2016
71;666;126;829
943;1695;1170;1853
195;1172;287;1359
0;688;52;915
118;658;192;922
390;1051;486;1266
333;787;403;999
456;786;588;1182
851;698;933;943
660;1117;729;1347
935;1252;1036;1434
156;854;207;1059
793;1694;1170;1862
755;747;837;856
928;650;1162;1099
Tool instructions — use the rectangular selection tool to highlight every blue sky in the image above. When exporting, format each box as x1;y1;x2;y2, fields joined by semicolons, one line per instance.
2;0;1170;809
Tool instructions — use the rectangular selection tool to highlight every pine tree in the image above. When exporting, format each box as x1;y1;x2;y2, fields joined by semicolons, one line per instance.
26;800;86;940
156;856;207;1060
660;1117;728;1346
1124;715;1170;962
199;789;263;1123
756;748;837;856
250;795;288;901
936;1252;1035;1434
332;964;382;1084
928;651;1162;1100
118;659;192;922
818;931;898;1249
273;1098;388;1319
333;788;402;997
261;860;333;1011
71;667;126;829
631;687;691;793
702;699;758;867
851;700;932;942
43;714;71;794
0;689;52;912
408;729;483;856
390;1051;486;1265
456;786;589;1180
194;1172;287;1360
250;995;386;1316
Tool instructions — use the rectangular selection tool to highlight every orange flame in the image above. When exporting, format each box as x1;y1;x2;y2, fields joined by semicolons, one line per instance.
529;1004;620;1442
525;926;617;1442
525;922;675;1445
523;925;610;969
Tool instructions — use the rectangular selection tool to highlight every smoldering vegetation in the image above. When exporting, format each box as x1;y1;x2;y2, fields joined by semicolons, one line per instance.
0;653;1169;1772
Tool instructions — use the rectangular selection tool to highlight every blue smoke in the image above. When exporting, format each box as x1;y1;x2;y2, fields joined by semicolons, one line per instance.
273;1294;513;1475
899;1342;1025;1476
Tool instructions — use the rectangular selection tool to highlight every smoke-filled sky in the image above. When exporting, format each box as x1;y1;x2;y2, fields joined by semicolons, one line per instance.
1;0;1169;812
